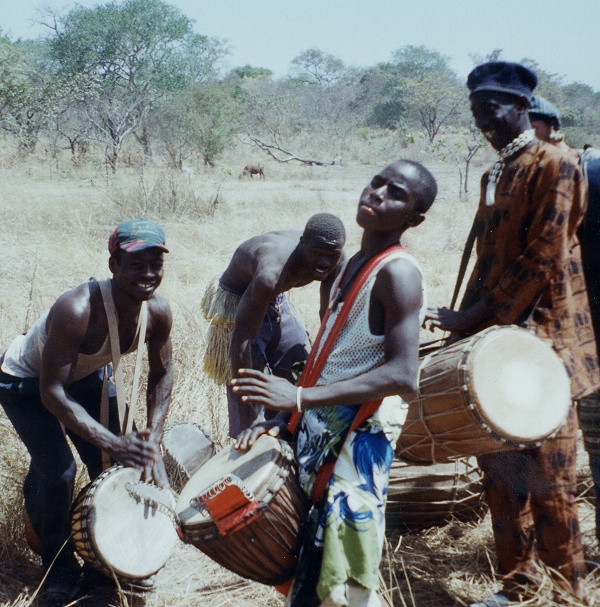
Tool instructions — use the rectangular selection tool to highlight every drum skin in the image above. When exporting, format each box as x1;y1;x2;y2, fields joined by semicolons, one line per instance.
162;422;215;494
397;326;571;463
177;435;308;586
385;457;487;533
71;465;178;581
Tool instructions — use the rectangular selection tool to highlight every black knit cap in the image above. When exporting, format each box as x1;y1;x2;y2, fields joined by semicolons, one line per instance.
467;61;538;102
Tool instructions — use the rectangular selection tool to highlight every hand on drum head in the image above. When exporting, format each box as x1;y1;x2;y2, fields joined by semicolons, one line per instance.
108;430;160;473
231;369;297;412
234;416;290;452
142;454;170;489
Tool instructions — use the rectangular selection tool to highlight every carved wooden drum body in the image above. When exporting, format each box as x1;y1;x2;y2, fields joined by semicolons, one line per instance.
385;457;486;532
177;434;308;586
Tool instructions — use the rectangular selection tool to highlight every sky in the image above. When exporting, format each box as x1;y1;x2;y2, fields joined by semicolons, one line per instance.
3;0;600;91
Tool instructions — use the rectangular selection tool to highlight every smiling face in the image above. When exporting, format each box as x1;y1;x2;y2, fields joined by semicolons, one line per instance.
470;91;531;151
357;162;425;233
109;248;164;301
300;234;344;281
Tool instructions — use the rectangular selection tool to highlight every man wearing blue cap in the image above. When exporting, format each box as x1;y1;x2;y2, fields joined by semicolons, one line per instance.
427;63;599;606
0;218;173;606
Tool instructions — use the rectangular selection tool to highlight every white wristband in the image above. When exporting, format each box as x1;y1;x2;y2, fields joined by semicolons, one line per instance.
296;387;303;412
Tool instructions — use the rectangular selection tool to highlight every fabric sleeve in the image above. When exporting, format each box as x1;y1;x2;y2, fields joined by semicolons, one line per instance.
488;156;586;324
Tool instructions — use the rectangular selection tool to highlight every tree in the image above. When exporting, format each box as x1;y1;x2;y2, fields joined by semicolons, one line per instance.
391;46;464;142
289;48;345;87
152;80;242;169
46;0;226;171
357;46;465;141
228;65;273;80
0;36;56;153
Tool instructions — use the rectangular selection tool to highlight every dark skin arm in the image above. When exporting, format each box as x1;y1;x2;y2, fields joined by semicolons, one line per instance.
319;250;347;319
229;268;279;377
425;299;492;334
40;290;173;488
141;295;173;487
232;258;422;448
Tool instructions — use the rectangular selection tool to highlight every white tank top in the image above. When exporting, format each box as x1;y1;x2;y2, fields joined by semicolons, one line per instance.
316;250;426;386
2;298;141;381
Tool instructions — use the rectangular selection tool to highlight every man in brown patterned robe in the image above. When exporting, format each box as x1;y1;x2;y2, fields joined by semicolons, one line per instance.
428;62;600;607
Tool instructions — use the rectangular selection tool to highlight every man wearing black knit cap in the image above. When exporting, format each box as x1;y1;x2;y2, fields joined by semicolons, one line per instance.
427;62;599;606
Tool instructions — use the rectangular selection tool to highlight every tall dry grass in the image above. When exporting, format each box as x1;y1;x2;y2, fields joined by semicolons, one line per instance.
0;131;597;606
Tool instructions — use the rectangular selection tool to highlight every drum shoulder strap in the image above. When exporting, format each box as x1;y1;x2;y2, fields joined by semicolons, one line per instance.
97;279;148;439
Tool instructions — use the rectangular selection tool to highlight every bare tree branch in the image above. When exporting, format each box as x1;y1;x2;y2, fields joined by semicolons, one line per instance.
245;133;337;166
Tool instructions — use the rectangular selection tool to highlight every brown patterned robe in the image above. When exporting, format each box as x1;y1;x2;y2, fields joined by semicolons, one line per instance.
461;140;600;399
461;140;600;601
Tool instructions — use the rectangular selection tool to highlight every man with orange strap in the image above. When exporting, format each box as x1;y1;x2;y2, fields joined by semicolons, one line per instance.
233;160;437;607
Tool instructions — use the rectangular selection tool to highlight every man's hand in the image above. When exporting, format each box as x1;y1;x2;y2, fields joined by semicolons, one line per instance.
426;300;491;334
234;416;289;451
231;369;297;412
143;454;170;489
107;430;160;472
425;306;470;333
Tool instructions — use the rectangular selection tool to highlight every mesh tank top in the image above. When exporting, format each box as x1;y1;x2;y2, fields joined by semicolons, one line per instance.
315;250;426;386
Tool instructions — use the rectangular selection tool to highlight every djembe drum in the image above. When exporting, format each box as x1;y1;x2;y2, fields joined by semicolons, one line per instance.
162;422;215;494
71;465;178;582
397;325;571;463
177;434;308;586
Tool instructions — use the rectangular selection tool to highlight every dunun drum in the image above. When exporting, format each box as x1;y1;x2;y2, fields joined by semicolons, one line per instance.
71;465;178;581
162;422;215;494
396;325;571;463
385;457;486;533
177;434;308;585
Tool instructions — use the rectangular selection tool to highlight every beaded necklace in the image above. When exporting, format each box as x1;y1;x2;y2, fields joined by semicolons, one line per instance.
485;129;535;206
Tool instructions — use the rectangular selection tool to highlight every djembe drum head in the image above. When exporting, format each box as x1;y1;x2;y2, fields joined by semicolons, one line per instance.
71;465;178;580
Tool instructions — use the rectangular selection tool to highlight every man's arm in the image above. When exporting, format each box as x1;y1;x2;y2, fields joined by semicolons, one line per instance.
40;291;160;470
232;258;423;410
229;271;278;377
143;296;173;487
319;251;347;319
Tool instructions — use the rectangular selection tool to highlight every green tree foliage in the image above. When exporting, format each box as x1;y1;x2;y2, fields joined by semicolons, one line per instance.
390;46;465;142
0;36;57;153
48;0;226;171
289;48;345;87
359;46;465;141
152;80;242;169
228;65;273;80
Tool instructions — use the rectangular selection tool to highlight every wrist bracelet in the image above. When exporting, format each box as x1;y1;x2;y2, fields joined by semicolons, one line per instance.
296;386;303;413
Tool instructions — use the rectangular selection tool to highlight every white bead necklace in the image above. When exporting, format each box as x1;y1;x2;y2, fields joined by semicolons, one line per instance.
485;129;535;206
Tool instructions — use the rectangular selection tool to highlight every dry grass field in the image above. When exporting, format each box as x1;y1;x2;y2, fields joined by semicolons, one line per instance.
0;134;598;607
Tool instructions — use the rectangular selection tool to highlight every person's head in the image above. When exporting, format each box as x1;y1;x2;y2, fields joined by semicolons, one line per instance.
108;217;168;300
528;95;563;143
357;160;437;233
299;213;345;281
467;61;537;151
